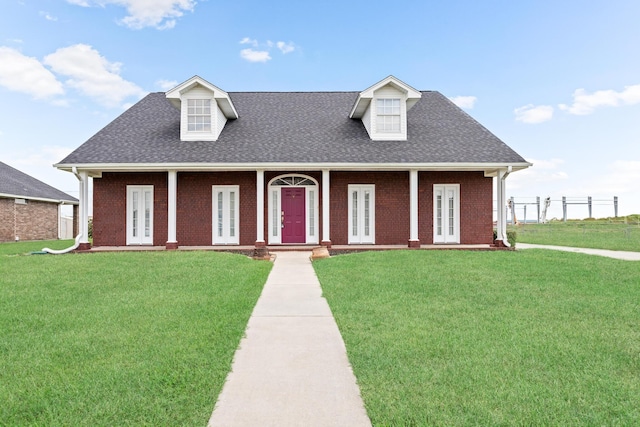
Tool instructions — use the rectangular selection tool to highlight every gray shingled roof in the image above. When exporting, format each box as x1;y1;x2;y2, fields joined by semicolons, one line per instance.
0;161;78;203
58;91;527;165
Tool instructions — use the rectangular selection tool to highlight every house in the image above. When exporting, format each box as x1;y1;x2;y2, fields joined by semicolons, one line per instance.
0;161;78;242
55;75;529;252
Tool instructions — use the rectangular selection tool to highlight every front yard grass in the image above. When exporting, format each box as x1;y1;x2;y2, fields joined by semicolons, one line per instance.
0;239;75;256
0;250;271;426
513;216;640;252
314;250;640;426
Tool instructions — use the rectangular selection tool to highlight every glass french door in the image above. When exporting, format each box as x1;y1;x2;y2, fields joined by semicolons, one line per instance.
127;186;153;245
348;185;375;244
433;184;460;243
212;186;239;245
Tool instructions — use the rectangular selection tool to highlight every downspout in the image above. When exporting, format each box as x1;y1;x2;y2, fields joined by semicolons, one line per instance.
40;167;83;254
499;166;512;247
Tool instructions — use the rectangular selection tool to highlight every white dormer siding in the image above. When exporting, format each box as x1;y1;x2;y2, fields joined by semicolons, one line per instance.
370;84;407;140
350;75;421;141
179;87;227;141
165;75;238;142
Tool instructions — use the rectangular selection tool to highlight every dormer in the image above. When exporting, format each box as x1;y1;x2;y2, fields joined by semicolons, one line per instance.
349;76;422;141
166;76;238;142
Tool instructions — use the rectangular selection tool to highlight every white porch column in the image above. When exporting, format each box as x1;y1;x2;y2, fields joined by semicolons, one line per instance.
495;167;511;247
166;170;178;249
321;169;331;246
256;169;265;245
409;169;419;247
78;170;90;248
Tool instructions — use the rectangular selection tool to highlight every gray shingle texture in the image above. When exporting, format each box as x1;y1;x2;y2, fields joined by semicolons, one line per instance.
59;91;527;165
0;161;78;202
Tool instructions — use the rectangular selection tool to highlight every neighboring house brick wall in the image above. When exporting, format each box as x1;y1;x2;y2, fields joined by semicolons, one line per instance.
0;199;14;241
0;198;59;242
93;172;168;246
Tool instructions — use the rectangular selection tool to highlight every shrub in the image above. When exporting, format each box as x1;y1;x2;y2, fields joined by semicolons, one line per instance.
493;229;517;248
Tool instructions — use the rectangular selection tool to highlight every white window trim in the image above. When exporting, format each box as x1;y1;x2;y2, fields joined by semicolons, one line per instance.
126;185;154;245
376;98;401;133
180;95;216;141
187;99;212;132
267;174;319;245
371;94;407;141
212;185;240;245
348;184;375;244
433;184;460;244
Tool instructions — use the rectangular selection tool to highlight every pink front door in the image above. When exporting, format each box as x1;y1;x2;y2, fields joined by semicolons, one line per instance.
282;187;306;243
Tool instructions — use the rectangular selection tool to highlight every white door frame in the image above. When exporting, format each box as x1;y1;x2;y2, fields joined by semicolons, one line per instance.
433;184;460;244
212;185;239;245
348;184;375;244
126;185;154;245
267;174;319;245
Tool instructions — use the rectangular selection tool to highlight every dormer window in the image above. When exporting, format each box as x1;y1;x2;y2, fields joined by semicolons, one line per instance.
376;99;401;133
187;99;211;132
349;76;422;141
165;75;238;142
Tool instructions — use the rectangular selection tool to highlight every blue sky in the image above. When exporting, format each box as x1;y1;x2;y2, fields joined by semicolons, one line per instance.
1;0;639;219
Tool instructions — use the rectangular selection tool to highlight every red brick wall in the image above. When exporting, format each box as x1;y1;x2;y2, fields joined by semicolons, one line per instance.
177;172;257;246
93;172;168;246
91;170;493;247
330;171;411;245
0;198;60;242
418;171;493;244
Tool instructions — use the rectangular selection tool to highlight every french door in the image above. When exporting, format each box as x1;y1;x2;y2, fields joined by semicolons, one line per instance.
126;186;153;245
212;186;239;245
433;184;459;243
348;185;375;244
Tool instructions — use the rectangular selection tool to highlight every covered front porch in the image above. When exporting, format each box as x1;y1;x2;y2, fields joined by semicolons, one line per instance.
73;166;515;251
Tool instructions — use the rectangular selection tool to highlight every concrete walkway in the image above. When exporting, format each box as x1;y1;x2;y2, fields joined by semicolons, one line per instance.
518;243;640;261
207;252;371;427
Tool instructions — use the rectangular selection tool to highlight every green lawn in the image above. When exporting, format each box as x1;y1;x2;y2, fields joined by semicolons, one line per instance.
0;249;272;426
514;216;640;252
314;250;640;426
0;239;75;256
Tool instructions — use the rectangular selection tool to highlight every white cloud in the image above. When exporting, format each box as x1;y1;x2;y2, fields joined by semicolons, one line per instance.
277;41;295;54
507;158;568;191
156;79;178;91
514;104;554;124
239;38;296;62
240;48;271;63
559;84;640;115
239;37;258;47
43;44;145;108
40;11;58;21
66;0;196;30
0;47;64;99
585;160;640;196
449;95;477;109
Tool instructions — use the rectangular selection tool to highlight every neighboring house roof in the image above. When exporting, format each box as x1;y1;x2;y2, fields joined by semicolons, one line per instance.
0;161;78;204
57;90;529;170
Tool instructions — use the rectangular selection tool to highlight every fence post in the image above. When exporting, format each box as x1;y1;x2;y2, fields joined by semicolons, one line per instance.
523;204;527;224
536;196;540;223
562;196;567;222
510;197;515;225
588;196;592;218
614;196;618;218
